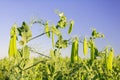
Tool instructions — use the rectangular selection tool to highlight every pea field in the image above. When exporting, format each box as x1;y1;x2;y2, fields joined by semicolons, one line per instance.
0;11;120;80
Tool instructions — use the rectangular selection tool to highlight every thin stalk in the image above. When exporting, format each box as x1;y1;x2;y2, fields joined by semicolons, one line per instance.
28;31;50;42
30;49;51;58
23;59;47;71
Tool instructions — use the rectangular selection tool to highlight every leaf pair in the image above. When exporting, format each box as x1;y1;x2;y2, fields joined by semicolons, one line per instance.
18;22;32;45
57;12;67;28
92;29;104;39
55;35;68;49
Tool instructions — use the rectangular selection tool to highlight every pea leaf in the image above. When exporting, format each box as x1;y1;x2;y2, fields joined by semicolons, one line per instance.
22;22;30;32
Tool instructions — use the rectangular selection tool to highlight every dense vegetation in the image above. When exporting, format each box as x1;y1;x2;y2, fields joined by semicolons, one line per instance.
0;55;120;80
0;11;120;80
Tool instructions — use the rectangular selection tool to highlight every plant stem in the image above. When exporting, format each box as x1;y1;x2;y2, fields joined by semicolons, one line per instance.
28;32;50;42
30;49;51;58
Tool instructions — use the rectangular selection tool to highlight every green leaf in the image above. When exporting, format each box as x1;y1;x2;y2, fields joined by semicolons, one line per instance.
68;20;74;34
57;12;67;28
55;35;68;49
91;28;105;38
17;27;23;36
22;22;30;32
94;47;99;59
92;29;97;38
62;40;68;48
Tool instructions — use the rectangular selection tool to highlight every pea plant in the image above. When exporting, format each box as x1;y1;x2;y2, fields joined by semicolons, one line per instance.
0;11;119;80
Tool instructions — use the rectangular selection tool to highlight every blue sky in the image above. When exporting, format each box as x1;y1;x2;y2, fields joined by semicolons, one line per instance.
0;0;120;58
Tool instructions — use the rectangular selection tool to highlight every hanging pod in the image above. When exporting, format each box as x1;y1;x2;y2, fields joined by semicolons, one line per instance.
107;48;114;71
71;37;79;63
83;36;88;55
90;40;95;61
45;22;50;38
68;20;74;34
52;31;54;48
8;24;18;58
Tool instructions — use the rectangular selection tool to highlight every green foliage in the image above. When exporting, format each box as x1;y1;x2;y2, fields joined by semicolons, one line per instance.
92;28;104;39
0;56;120;80
55;35;68;49
57;12;67;28
5;11;119;79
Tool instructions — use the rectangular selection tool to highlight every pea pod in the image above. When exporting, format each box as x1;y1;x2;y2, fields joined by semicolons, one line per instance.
8;25;17;58
71;37;79;63
45;22;50;38
52;32;54;48
68;20;74;34
107;48;114;71
83;37;88;55
90;40;95;61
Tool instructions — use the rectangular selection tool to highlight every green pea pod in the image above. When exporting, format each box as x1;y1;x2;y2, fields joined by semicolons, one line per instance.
45;22;50;38
68;20;74;34
90;40;95;61
13;34;17;57
83;37;88;55
8;25;17;58
107;48;114;71
52;32;54;48
8;37;13;57
71;37;79;63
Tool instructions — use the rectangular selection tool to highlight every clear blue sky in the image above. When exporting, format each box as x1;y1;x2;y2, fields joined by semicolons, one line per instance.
0;0;120;58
